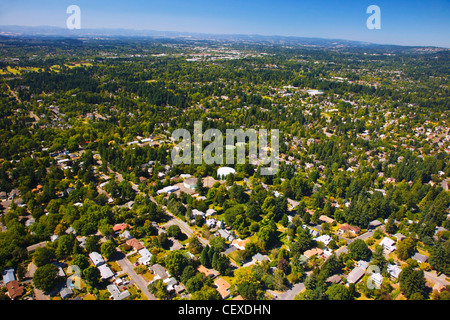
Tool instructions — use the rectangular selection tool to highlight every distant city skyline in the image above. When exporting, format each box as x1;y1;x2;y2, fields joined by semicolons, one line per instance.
0;0;449;48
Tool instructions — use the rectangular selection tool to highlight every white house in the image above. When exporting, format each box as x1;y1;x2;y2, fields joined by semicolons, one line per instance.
98;264;114;280
387;264;402;279
192;209;205;217
371;273;383;287
206;218;217;228
156;185;180;195
315;235;332;246
107;284;130;300
379;237;396;252
357;260;369;270
89;252;105;267
138;248;153;265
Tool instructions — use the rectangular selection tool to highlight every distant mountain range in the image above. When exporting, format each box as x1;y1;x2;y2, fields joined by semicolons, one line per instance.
0;25;448;52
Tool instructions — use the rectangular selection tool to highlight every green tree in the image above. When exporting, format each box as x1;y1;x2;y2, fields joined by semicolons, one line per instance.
83;266;101;287
200;245;211;268
429;242;450;275
397;237;416;261
148;279;170;300
348;239;371;261
71;254;90;270
181;265;197;285
167;225;182;239
164;250;188;280
257;220;278;251
190;286;221;300
33;264;60;292
186;273;205;293
100;240;116;261
33;247;55;267
187;236;203;254
56;234;75;259
85;236;100;253
325;283;352;300
399;265;426;299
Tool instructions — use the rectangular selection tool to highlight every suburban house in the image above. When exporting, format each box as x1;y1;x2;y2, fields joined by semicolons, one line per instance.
164;277;179;292
304;248;324;259
98;264;114;280
357;260;369;270
6;280;24;299
231;238;251;250
379;237;396;252
107;284;131;300
217;228;235;241
119;230;132;240
412;252;428;263
2;268;16;285
150;264;169;280
192;209;205;217
252;253;270;264
368;219;383;229
325;274;342;285
126;238;144;251
394;233;406;241
214;277;231;299
2;268;24;300
138;248;153;265
387;263;402;279
315;235;332;246
113;223;130;233
197;265;219;279
347;266;365;284
59;286;73;300
371;273;383;287
89;252;105;267
319;215;335;224
338;223;360;236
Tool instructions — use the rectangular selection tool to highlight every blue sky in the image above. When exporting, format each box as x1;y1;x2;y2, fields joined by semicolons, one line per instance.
0;0;449;47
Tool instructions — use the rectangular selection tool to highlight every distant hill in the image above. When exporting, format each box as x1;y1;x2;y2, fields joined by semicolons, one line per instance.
0;25;448;53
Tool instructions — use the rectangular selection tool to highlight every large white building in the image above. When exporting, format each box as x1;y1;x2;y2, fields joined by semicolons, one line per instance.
217;167;236;179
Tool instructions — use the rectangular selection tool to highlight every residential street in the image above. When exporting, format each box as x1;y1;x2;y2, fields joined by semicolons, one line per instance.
115;251;156;300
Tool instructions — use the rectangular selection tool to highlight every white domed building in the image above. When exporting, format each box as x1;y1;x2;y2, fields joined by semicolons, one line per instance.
217;167;236;180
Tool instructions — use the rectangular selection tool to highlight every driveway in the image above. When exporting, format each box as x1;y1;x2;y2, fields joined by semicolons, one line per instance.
273;282;305;300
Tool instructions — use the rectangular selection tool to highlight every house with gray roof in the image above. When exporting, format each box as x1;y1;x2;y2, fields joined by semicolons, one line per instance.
2;268;15;285
347;266;365;284
107;284;131;300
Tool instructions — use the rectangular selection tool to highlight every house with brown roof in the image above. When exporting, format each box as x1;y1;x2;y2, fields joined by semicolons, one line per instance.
113;223;130;233
214;277;231;299
197;265;219;279
126;238;144;251
319;215;335;224
6;280;24;299
304;248;324;259
338;223;360;236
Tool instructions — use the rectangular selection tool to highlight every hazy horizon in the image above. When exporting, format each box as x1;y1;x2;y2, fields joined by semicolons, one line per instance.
0;0;449;48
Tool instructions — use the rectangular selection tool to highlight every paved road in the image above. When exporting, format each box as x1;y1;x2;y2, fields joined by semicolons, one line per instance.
107;165;209;247
273;282;305;300
424;270;450;289
160;205;209;247
115;251;156;300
